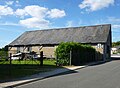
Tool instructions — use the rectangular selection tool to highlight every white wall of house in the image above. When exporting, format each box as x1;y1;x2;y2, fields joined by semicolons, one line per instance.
111;48;117;54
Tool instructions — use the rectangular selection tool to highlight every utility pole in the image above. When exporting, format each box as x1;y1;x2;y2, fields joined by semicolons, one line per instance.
70;50;72;66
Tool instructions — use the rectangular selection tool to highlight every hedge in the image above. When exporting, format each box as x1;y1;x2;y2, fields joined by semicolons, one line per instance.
55;42;96;66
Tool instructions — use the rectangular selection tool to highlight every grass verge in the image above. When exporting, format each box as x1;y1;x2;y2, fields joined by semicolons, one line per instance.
0;59;58;81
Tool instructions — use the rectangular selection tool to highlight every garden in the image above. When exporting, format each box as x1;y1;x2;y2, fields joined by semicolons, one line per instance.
0;48;57;81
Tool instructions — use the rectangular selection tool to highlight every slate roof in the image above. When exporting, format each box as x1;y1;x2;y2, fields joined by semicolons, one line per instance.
114;46;120;49
8;24;111;46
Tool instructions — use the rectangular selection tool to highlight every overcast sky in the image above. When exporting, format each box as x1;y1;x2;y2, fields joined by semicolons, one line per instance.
0;0;120;48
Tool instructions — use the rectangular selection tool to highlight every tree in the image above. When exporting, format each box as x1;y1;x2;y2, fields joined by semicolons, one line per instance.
112;41;120;47
0;46;8;60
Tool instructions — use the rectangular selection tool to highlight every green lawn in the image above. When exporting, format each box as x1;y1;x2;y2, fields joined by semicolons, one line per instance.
0;59;58;81
0;59;56;65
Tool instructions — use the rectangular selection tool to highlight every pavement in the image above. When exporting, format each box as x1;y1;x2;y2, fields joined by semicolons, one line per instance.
0;61;105;88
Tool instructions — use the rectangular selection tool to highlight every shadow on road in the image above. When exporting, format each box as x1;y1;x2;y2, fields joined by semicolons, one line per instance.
87;61;109;66
111;56;120;60
88;55;120;66
46;69;78;79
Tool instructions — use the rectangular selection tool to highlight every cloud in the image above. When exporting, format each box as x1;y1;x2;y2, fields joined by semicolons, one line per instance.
16;0;19;4
14;5;66;28
5;1;14;6
108;17;120;22
112;25;120;29
15;0;21;7
15;6;66;19
0;5;13;16
19;17;50;28
0;5;66;29
66;21;73;27
5;0;21;7
15;5;50;28
66;20;83;27
0;22;19;26
15;5;48;18
79;0;114;11
24;5;48;18
47;9;66;18
106;17;120;29
15;9;28;18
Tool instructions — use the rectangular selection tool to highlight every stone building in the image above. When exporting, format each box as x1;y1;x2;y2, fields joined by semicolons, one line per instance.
7;24;112;60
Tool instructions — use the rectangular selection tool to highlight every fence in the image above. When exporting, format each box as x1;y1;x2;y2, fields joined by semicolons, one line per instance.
70;50;103;66
0;51;44;80
0;51;44;65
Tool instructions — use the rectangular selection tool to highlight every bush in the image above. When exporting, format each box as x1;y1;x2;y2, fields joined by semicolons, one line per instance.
55;42;96;66
0;47;8;60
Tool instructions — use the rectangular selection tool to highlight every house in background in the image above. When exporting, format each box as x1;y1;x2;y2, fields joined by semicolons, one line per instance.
7;24;112;60
111;46;120;54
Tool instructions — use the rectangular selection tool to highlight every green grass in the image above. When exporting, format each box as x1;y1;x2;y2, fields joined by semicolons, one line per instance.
0;59;56;65
0;59;58;81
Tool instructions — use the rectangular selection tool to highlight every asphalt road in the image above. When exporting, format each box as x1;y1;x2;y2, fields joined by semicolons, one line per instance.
16;59;120;88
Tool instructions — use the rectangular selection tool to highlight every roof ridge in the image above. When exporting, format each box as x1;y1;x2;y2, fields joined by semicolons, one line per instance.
26;24;111;32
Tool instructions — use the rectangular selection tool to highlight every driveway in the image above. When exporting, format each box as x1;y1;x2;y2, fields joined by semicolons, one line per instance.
16;59;120;88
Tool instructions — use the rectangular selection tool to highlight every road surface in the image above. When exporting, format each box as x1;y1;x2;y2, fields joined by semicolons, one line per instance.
16;59;120;88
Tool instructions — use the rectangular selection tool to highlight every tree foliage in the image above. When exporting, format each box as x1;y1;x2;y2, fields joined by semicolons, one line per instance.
112;41;120;47
0;47;8;60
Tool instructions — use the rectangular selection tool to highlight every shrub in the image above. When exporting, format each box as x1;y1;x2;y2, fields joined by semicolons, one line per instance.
0;50;8;60
55;42;96;66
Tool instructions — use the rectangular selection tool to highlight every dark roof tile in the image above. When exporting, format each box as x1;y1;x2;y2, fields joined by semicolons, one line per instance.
9;24;111;46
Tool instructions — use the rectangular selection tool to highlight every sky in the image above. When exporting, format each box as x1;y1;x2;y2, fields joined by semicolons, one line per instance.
0;0;120;48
